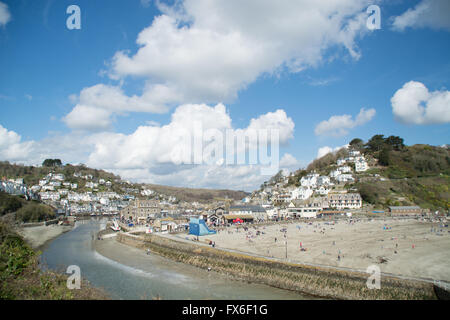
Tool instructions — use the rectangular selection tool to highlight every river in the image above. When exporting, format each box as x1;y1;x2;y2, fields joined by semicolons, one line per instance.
40;218;311;300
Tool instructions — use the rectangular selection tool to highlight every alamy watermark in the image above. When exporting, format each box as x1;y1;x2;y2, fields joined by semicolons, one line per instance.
66;265;81;289
366;265;381;289
66;5;81;30
367;5;381;30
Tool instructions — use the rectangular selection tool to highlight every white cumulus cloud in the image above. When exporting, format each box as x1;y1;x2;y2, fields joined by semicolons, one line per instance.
0;2;11;27
391;81;450;125
392;0;450;32
314;108;376;137
63;0;375;130
0;124;33;161
316;145;349;159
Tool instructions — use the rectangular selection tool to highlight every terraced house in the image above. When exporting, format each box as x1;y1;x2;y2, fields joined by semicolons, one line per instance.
327;193;362;209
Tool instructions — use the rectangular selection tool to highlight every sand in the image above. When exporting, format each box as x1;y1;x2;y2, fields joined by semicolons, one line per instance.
17;224;73;250
196;217;450;282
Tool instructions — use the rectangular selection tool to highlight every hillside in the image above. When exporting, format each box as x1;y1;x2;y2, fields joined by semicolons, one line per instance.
0;161;248;203
264;135;450;211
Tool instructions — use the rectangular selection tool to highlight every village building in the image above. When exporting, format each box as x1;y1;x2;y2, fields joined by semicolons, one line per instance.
229;205;267;221
300;173;319;188
355;157;369;172
317;176;331;186
290;186;313;200
327;193;362;209
120;199;161;221
388;206;422;215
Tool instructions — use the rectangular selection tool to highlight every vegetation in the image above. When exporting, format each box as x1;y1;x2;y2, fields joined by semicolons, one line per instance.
15;203;56;223
356;136;449;210
42;159;62;167
0;191;56;223
0;161;248;203
0;221;108;299
306;147;349;173
267;133;449;211
0;191;24;216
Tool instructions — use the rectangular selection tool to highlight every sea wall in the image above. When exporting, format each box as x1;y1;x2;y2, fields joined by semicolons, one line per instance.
116;232;436;300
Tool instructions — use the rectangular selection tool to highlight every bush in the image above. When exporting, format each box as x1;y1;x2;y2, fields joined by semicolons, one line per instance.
15;204;56;223
0;192;23;216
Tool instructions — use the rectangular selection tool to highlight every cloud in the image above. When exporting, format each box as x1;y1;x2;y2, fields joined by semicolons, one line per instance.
25;94;33;101
279;153;300;172
83;104;293;190
63;0;375;130
63;84;170;130
391;81;450;125
63;105;114;131
140;0;152;8
316;145;349;159
112;0;371;101
246;109;294;144
314;108;376;137
392;0;450;32
2;104;295;191
85;103;294;168
0;125;33;161
0;2;11;27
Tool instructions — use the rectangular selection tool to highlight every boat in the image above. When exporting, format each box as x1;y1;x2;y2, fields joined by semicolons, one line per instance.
110;220;121;232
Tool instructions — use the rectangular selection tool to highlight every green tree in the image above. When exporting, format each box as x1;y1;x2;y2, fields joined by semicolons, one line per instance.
378;147;391;166
349;138;364;148
385;136;405;151
42;159;62;167
366;134;385;152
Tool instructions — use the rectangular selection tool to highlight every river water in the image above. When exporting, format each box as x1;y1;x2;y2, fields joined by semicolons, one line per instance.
40;218;311;300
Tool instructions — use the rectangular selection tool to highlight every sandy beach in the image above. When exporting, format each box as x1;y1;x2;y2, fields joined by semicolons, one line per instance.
192;217;450;282
17;224;73;250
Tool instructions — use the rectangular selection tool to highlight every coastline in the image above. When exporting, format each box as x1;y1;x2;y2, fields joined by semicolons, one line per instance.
112;230;438;300
93;236;314;300
17;224;74;251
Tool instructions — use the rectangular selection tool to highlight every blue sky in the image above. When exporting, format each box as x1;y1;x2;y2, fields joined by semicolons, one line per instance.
0;0;449;191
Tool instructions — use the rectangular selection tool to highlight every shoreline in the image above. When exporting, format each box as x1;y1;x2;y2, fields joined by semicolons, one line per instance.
112;231;437;300
16;224;74;251
93;236;314;300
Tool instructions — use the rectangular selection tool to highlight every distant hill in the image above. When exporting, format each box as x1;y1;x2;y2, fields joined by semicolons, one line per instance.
0;161;248;203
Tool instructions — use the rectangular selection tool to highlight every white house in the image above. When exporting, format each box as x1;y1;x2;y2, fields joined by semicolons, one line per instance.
317;176;331;186
338;166;352;173
336;174;354;183
287;206;322;219
330;170;341;178
53;174;65;181
316;186;330;195
349;150;361;157
355;157;369;172
39;191;60;201
291;186;313;200
337;159;346;166
300;173;319;188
